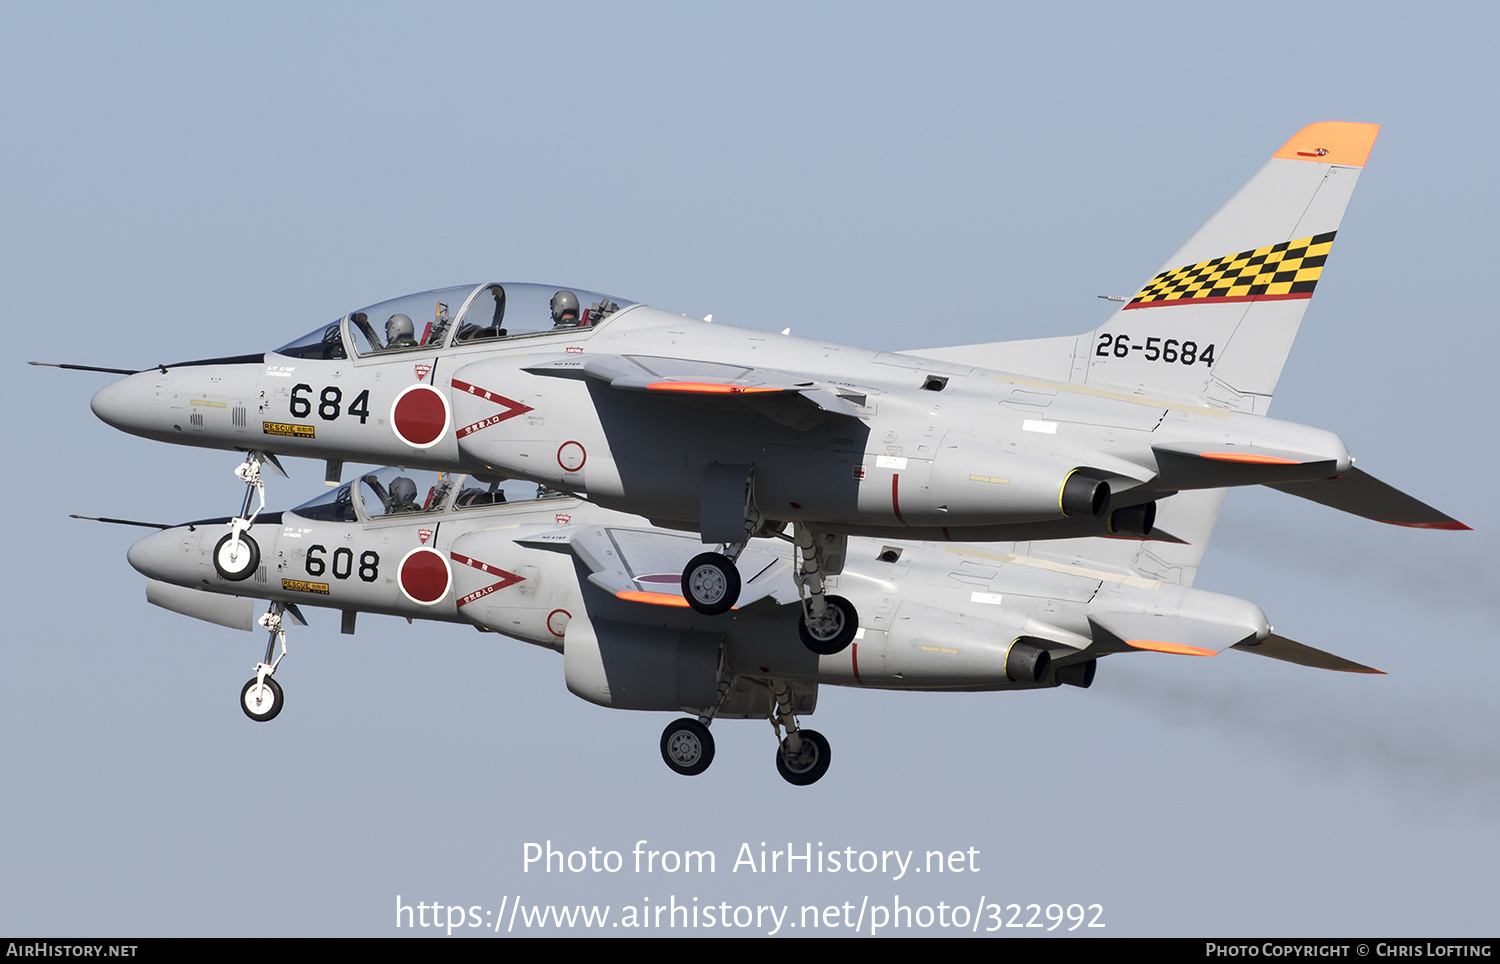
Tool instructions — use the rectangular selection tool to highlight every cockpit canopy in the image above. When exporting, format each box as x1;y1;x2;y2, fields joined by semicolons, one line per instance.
289;467;567;523
274;282;632;360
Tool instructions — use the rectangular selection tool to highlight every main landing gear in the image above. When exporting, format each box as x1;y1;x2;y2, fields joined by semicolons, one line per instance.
659;718;715;775
678;516;860;659
770;679;830;785
681;552;741;616
241;602;292;722
656;680;832;786
792;524;857;656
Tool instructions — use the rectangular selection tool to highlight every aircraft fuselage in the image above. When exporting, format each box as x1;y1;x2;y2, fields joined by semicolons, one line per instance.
92;300;1351;543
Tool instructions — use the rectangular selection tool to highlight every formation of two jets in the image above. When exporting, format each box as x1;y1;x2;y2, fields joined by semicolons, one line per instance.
58;122;1465;784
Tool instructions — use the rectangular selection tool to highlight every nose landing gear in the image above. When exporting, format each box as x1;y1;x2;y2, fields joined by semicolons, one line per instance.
240;602;294;722
217;450;283;582
241;675;284;721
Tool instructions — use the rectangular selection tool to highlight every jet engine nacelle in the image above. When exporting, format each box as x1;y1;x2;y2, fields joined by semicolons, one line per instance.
842;603;1069;689
754;439;1111;529
562;615;724;712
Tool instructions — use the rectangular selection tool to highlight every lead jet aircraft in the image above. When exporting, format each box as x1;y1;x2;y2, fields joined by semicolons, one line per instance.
112;468;1380;785
77;122;1465;655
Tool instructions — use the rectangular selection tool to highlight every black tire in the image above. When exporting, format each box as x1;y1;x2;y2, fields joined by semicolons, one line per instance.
798;595;858;655
214;532;260;581
776;729;831;786
659;718;715;776
681;552;740;615
240;676;284;722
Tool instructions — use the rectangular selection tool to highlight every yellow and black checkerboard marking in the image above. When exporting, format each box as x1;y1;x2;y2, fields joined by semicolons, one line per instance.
1126;231;1336;308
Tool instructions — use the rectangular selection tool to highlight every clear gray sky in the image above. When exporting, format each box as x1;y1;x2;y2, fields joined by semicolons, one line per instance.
4;0;1497;937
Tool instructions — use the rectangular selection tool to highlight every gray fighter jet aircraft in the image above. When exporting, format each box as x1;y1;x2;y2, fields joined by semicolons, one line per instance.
74;122;1464;655
115;468;1380;785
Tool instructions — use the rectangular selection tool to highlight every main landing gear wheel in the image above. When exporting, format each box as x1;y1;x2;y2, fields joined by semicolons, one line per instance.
798;595;857;655
240;676;284;722
660;718;715;776
681;552;740;616
214;532;260;581
776;729;831;786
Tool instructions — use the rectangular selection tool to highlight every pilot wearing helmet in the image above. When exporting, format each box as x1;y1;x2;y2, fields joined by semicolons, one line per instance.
385;313;418;349
550;290;581;328
386;476;422;513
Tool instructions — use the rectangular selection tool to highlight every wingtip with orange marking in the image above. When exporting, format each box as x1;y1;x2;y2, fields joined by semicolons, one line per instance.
1126;639;1218;658
1273;122;1380;168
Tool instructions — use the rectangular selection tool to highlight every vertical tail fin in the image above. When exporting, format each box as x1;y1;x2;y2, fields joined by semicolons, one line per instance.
1084;122;1379;414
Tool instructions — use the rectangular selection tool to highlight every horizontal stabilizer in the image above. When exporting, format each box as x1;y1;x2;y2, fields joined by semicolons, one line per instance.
1268;467;1470;530
1089;597;1268;657
1153;441;1345;487
1232;633;1385;674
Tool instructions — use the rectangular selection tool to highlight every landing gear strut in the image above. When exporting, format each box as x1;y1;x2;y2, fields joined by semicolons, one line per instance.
792;524;858;655
217;451;271;582
776;729;831;786
241;602;290;722
681;464;767;615
770;680;831;785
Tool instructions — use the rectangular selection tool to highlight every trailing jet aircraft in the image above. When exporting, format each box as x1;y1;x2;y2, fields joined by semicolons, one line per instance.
71;122;1464;656
113;469;1382;785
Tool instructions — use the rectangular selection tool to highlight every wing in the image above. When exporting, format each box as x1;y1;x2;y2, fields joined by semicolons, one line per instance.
519;523;798;610
520;353;866;428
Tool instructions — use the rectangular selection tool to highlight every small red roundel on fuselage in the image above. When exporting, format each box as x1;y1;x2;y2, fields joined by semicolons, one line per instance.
398;547;451;605
391;385;450;448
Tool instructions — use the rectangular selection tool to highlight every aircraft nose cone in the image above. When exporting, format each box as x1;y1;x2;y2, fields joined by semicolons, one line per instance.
90;371;157;435
126;529;166;578
127;527;199;584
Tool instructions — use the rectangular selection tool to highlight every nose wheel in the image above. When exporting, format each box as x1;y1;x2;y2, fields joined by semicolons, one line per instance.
240;675;284;721
214;531;260;581
239;602;292;722
681;553;740;615
214;450;282;582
